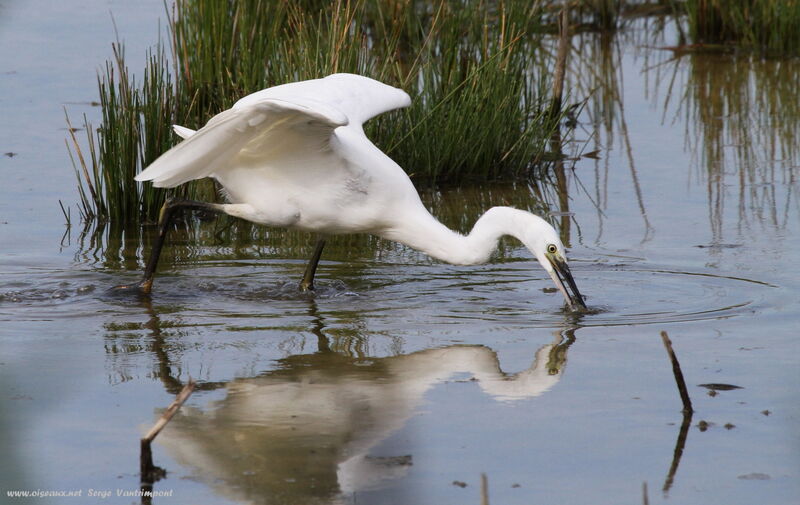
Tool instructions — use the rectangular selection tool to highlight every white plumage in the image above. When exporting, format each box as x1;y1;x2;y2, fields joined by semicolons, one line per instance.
133;73;586;309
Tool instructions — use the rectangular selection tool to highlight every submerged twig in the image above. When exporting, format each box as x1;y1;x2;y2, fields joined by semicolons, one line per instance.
659;331;693;414
663;409;692;495
480;473;489;505
659;331;694;496
140;379;196;482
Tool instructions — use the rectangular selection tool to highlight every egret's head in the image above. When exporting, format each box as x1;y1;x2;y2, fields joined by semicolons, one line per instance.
523;216;586;311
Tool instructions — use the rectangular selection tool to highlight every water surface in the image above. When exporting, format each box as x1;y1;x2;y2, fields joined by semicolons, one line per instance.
1;4;799;505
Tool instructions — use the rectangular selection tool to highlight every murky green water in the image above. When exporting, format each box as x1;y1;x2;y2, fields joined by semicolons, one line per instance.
2;3;799;505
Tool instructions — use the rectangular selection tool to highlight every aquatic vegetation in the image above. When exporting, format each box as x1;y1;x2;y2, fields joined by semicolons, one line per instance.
68;0;567;223
680;0;800;53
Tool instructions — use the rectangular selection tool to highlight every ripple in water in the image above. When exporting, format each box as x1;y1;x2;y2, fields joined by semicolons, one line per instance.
570;266;776;327
0;281;97;304
0;261;777;330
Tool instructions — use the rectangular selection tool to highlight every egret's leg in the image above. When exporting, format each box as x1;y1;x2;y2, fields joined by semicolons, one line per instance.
113;197;225;295
299;239;326;292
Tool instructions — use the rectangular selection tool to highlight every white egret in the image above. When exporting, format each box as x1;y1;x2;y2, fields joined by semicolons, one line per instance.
123;73;585;310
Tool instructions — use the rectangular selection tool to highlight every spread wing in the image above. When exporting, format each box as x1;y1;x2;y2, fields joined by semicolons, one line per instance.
236;73;411;126
134;98;346;188
135;74;411;188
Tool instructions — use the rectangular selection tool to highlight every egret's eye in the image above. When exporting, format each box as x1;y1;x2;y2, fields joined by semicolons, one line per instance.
547;244;558;254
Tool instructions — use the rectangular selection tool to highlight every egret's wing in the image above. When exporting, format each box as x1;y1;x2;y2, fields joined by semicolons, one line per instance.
135;98;348;188
136;74;410;188
234;73;411;128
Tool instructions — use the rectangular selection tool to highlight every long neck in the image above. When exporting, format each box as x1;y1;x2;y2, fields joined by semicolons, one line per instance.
379;206;532;265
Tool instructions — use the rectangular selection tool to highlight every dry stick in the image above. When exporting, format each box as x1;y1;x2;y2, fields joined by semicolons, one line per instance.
140;379;196;481
480;473;489;505
659;331;693;414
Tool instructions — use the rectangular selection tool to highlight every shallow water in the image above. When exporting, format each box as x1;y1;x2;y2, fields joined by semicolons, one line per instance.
2;4;799;505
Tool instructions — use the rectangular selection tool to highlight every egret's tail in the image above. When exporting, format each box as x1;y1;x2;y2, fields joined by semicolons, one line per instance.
134;124;203;188
133;105;253;188
172;125;196;139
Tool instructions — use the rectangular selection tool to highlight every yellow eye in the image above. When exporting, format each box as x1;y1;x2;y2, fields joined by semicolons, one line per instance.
547;244;557;254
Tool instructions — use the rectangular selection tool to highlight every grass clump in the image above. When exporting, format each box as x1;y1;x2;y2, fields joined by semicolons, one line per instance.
68;43;215;223
69;0;566;224
680;0;800;53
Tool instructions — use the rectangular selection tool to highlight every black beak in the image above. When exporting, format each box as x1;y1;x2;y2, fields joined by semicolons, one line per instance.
546;254;586;311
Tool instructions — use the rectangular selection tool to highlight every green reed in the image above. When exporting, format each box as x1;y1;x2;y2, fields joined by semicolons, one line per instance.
68;0;566;224
681;0;800;53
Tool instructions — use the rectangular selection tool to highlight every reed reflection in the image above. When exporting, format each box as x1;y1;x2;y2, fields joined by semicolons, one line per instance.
567;23;799;249
678;52;800;247
568;28;656;246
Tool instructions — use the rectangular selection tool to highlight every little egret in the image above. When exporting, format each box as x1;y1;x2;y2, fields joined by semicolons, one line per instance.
122;73;586;310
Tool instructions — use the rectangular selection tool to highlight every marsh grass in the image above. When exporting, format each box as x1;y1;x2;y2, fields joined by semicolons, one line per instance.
69;0;567;224
681;0;800;53
68;43;216;222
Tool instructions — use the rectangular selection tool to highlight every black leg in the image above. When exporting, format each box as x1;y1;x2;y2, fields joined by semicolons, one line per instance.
112;197;224;295
299;239;326;292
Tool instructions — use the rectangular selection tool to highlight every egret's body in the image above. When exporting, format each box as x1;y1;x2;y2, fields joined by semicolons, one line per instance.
131;73;585;309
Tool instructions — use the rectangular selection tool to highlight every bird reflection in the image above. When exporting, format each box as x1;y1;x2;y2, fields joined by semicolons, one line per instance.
153;329;574;504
